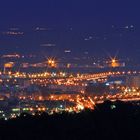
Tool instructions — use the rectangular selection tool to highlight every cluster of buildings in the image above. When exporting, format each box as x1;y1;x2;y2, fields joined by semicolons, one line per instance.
126;75;140;88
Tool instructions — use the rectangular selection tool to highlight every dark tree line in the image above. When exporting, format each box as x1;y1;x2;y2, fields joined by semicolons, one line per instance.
0;100;140;140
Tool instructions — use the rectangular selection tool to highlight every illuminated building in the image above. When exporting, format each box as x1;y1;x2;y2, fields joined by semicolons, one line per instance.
126;75;140;88
47;58;57;68
106;58;125;68
4;62;14;68
110;59;120;67
3;62;14;74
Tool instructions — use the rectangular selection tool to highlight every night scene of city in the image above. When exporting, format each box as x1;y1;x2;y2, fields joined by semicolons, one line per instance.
0;0;140;140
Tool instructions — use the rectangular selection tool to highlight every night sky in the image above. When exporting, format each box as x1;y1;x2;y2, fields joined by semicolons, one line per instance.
0;0;140;59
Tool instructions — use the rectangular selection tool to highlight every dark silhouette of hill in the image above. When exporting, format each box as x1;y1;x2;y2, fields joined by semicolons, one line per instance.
0;100;140;140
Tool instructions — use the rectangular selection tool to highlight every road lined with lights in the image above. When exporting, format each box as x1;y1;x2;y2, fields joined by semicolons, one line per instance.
0;70;140;120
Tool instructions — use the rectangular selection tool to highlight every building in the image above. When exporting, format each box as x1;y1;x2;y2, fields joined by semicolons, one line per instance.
85;81;109;95
126;75;140;88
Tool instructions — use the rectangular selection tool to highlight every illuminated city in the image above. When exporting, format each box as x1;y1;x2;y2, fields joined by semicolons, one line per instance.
0;0;140;140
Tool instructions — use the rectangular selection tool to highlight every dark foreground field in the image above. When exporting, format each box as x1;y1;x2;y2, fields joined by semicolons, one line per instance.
0;101;140;140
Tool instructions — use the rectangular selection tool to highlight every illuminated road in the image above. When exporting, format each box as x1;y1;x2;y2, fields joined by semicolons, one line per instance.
43;91;140;112
0;70;140;115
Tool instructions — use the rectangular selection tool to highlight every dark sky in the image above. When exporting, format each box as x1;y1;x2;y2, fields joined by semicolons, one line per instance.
0;0;140;59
